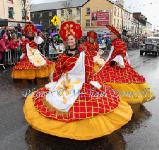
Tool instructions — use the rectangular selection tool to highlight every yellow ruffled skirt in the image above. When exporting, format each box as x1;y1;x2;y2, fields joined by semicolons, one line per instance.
12;64;54;79
23;95;132;140
105;83;155;104
93;65;155;104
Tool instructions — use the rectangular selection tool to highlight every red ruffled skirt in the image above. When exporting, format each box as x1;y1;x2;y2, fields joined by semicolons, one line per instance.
12;56;54;79
32;83;120;122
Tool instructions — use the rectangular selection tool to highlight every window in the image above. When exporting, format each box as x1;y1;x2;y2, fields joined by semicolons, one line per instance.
22;9;25;19
61;9;64;16
31;13;34;18
118;8;120;17
114;7;116;16
114;19;116;26
8;7;14;19
8;0;13;4
77;7;80;15
40;13;43;18
49;11;52;17
86;8;90;15
68;9;72;15
86;19;90;27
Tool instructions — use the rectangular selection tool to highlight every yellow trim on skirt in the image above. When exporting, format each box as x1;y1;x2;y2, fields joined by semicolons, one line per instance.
23;95;132;140
12;64;54;79
106;82;155;104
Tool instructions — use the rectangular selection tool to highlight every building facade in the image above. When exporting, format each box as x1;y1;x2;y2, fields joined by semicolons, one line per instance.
0;0;30;26
31;0;152;36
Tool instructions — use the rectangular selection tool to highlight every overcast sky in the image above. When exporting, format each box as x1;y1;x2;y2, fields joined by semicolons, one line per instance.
30;0;159;29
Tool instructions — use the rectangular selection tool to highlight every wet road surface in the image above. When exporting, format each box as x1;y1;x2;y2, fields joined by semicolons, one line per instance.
0;49;159;150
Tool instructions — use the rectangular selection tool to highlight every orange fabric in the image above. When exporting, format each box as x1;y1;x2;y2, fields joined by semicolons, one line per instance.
24;95;132;140
12;63;54;79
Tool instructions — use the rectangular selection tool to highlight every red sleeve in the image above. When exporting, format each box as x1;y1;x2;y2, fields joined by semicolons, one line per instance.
0;40;7;52
95;43;99;52
85;51;94;82
78;43;87;52
53;54;66;82
111;39;127;59
29;41;38;49
21;39;29;53
9;41;15;50
14;41;19;49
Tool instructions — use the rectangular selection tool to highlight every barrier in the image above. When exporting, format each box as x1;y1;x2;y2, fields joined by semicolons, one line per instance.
48;44;65;61
2;47;21;67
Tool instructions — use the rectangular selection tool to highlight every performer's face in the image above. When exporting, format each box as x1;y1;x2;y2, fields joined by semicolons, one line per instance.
89;37;95;43
67;35;76;47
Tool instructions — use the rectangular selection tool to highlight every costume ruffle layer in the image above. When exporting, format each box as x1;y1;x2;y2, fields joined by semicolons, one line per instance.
93;62;145;83
24;95;132;140
105;82;155;104
12;63;54;79
32;83;120;122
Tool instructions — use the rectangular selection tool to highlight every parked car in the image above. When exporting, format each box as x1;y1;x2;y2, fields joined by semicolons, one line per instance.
140;37;159;56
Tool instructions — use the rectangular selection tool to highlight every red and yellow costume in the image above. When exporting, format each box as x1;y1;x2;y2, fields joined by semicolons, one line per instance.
93;25;155;104
82;31;104;73
11;23;54;79
83;31;99;57
24;21;132;140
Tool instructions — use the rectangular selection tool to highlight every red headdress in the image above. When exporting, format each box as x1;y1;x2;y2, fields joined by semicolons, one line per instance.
59;21;82;41
23;23;37;37
106;25;120;36
87;31;97;40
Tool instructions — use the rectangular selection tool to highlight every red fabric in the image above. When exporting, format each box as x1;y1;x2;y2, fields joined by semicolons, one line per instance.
23;23;37;37
111;38;127;59
93;38;145;83
21;39;29;54
87;31;97;40
9;40;19;51
13;40;53;70
53;49;94;83
59;21;82;41
83;41;99;57
106;25;120;36
0;39;9;60
33;50;120;122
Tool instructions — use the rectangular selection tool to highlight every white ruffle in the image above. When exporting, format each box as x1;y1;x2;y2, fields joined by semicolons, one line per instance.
26;44;46;67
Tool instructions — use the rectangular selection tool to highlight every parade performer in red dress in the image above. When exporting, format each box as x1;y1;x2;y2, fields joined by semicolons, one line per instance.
83;31;105;73
93;25;155;104
83;31;99;57
11;23;54;79
23;21;132;140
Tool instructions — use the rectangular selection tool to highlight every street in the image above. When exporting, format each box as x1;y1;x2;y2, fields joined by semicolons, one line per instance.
0;49;159;150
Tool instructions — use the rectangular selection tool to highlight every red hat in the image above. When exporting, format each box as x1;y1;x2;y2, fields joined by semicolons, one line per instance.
87;31;97;40
106;25;120;36
59;21;82;41
23;23;37;37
